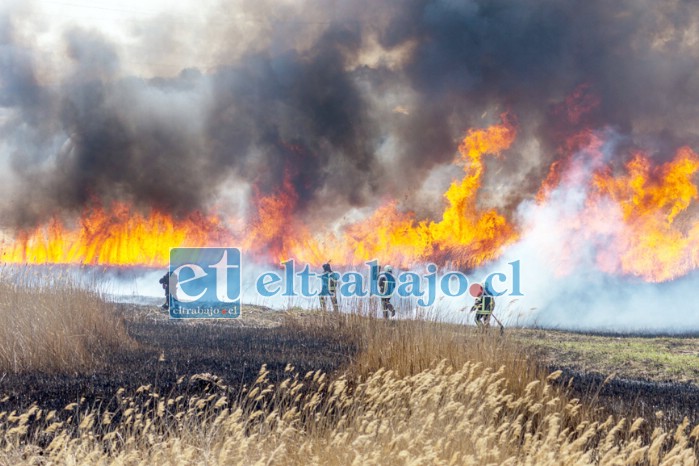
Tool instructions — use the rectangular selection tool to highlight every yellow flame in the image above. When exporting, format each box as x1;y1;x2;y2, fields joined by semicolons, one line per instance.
591;147;699;281
0;117;518;268
1;203;229;267
282;115;519;267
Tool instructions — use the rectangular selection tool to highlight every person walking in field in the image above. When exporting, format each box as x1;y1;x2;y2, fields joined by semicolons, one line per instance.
159;271;171;310
159;271;178;310
319;263;339;312
470;283;495;328
378;265;396;318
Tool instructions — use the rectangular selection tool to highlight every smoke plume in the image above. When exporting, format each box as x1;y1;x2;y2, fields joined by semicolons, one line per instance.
1;0;698;226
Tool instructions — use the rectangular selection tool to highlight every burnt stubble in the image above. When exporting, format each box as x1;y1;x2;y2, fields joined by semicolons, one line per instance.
0;305;356;415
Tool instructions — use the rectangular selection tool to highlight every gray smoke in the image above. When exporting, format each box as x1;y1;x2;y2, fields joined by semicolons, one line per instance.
1;0;698;230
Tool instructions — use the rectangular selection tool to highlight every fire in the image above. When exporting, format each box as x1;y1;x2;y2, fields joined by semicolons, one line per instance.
431;116;518;263
590;147;699;281
535;135;699;282
1;202;230;267
283;115;519;267
536;130;598;202
0;117;518;269
239;175;303;262
10;113;699;283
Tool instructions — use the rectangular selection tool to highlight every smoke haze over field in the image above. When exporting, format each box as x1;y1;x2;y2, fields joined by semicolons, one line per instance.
2;0;699;329
3;0;699;225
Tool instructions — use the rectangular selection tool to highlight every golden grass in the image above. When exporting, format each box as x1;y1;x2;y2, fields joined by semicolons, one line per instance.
0;310;697;464
0;267;131;373
0;359;695;464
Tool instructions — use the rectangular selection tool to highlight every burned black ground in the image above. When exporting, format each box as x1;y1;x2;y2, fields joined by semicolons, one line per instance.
2;306;699;433
0;305;356;415
557;368;699;427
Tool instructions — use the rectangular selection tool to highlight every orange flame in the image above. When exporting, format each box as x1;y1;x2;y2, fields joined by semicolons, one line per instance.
239;175;301;261
5;113;699;283
590;147;699;281
1;202;230;267
533;134;699;282
0;117;518;269
282;115;519;267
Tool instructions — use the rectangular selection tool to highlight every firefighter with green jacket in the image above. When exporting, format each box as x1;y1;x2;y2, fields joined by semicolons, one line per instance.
470;283;495;328
320;263;339;312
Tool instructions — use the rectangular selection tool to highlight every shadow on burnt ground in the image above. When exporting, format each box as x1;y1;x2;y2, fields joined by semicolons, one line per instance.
556;367;699;427
0;307;357;415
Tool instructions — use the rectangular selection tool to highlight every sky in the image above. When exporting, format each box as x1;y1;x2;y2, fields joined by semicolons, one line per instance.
6;0;223;78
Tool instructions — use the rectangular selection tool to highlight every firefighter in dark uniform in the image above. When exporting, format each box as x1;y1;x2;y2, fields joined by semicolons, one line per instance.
159;271;178;310
378;265;396;318
319;263;339;312
159;272;171;310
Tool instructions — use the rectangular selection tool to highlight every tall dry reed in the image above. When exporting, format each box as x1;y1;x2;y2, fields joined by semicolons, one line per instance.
0;359;695;464
0;266;131;373
0;305;695;464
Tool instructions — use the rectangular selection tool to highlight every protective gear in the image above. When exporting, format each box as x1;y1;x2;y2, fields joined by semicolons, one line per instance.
319;264;339;312
159;272;171;310
472;286;495;328
378;267;396;318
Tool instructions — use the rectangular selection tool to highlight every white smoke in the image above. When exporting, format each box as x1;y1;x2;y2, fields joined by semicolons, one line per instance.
481;130;699;333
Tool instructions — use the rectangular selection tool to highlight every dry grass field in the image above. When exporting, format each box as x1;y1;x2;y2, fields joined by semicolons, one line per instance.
0;276;696;464
514;329;699;384
0;267;130;373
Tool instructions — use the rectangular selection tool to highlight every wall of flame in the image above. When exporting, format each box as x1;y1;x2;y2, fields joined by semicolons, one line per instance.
2;114;698;284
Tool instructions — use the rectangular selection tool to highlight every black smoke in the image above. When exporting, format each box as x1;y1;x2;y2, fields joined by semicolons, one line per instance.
1;0;698;228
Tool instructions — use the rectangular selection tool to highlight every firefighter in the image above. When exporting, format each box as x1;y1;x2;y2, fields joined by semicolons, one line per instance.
319;263;339;312
470;283;495;328
378;265;396;318
159;271;171;310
